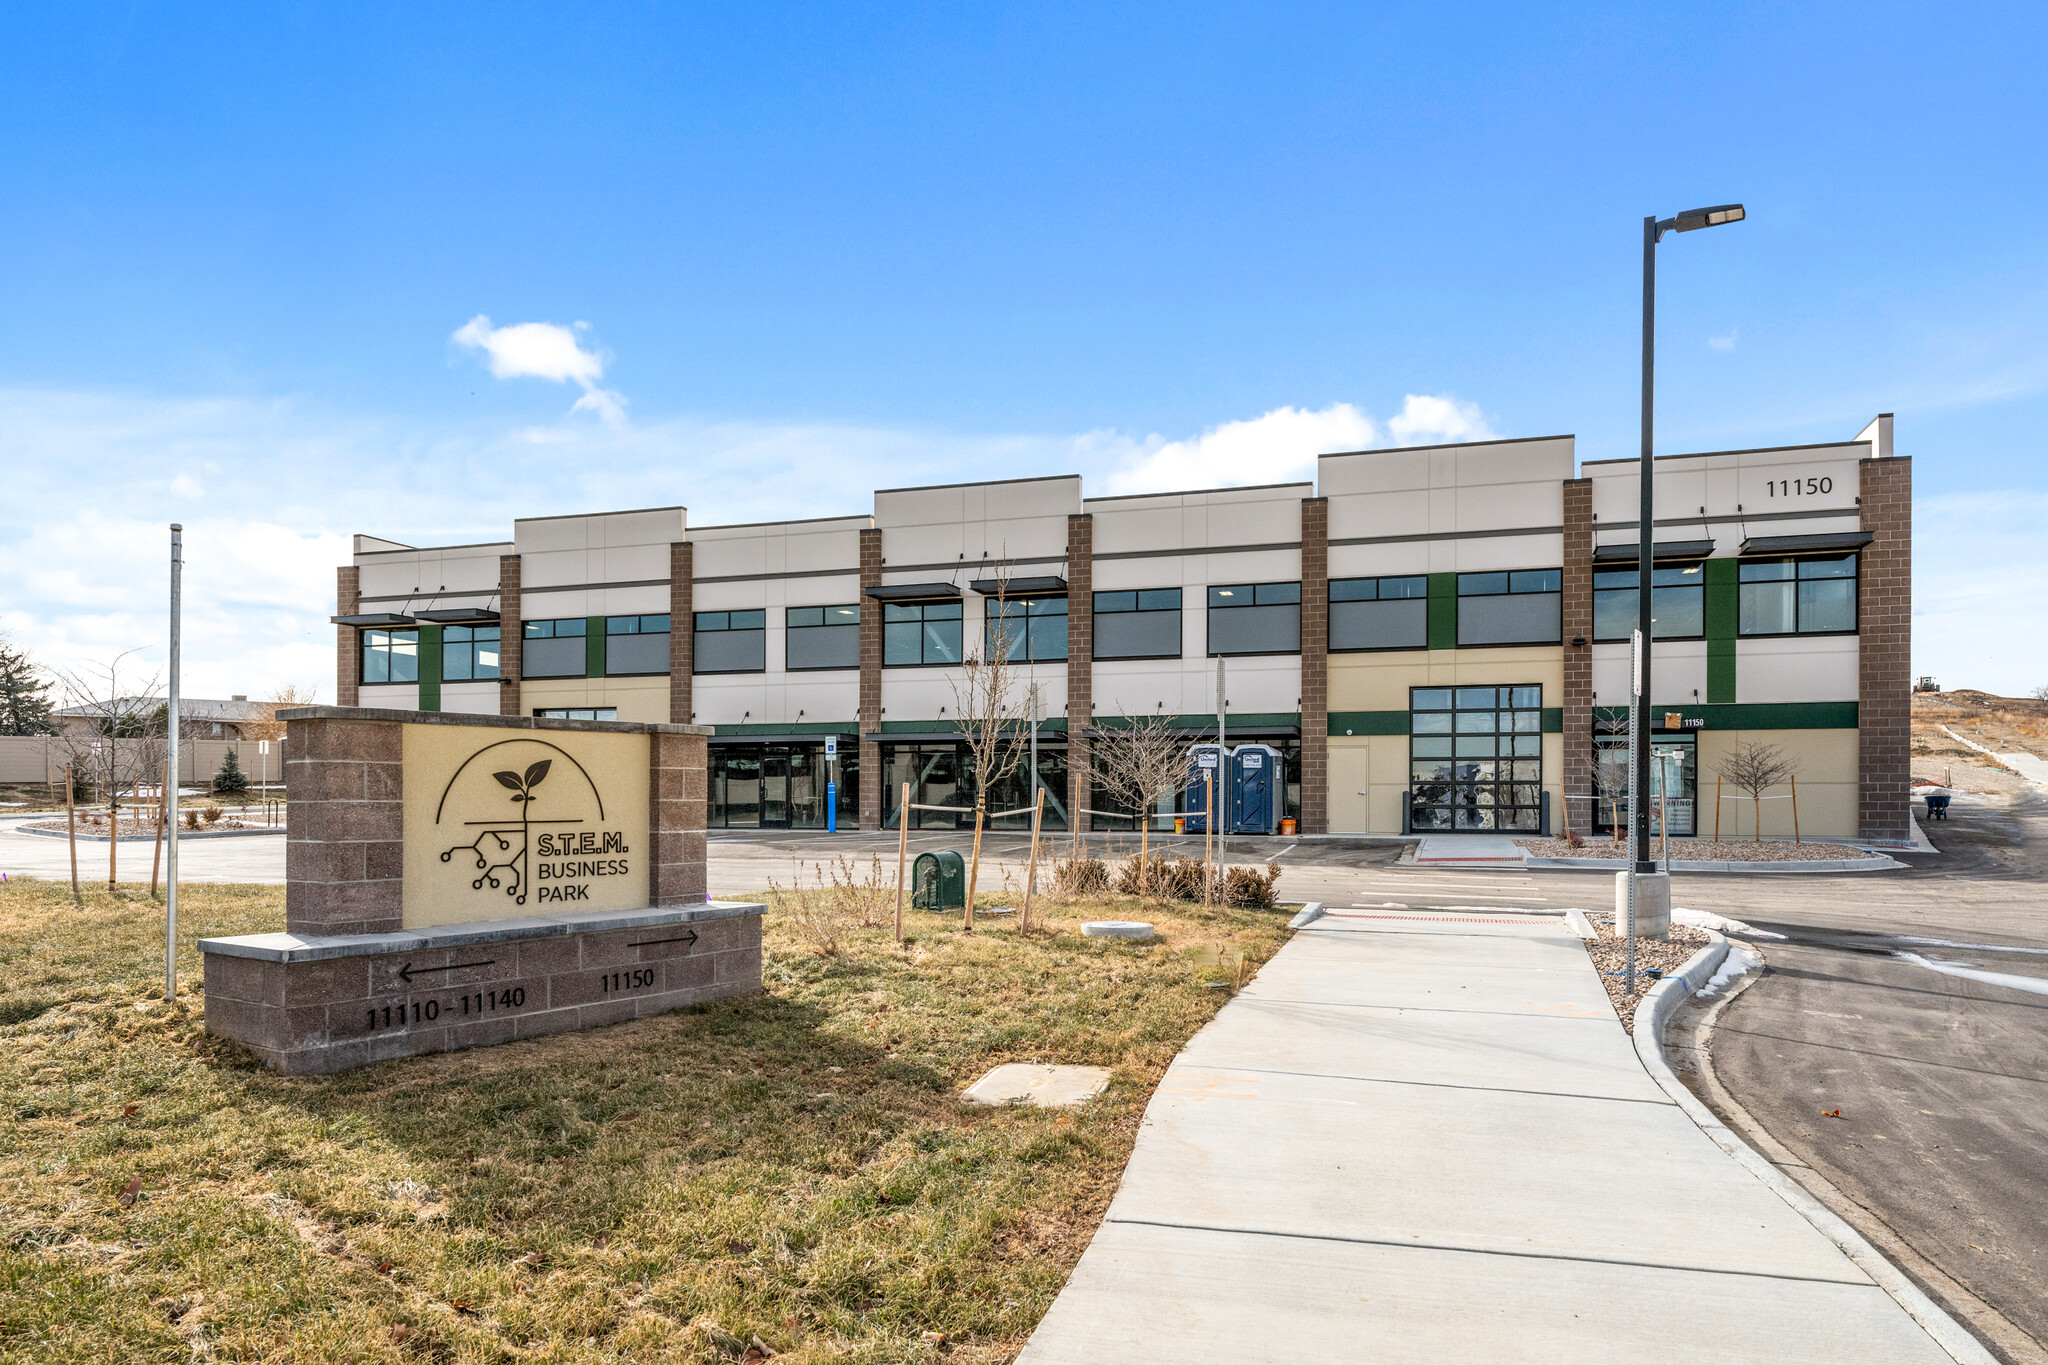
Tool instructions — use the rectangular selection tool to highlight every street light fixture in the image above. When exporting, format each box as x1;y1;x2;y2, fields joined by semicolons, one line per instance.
1635;203;1745;885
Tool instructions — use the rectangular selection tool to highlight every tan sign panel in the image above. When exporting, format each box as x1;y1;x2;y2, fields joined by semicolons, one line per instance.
402;723;650;929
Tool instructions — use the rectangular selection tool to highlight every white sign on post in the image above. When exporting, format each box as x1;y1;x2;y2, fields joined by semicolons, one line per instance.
823;736;838;759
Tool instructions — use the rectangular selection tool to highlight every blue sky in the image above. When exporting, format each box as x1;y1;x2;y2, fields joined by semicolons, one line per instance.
2;2;2043;697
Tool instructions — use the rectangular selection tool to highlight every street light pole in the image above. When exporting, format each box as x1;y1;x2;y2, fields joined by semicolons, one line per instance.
1634;203;1746;881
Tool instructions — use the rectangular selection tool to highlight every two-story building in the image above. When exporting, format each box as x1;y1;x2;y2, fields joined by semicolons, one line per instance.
331;416;1910;843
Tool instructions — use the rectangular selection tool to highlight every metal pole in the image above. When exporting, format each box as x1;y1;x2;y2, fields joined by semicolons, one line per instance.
65;763;80;903
166;524;182;1002
894;781;910;944
1625;629;1641;993
1029;681;1039;821
1216;658;1227;865
1635;215;1658;878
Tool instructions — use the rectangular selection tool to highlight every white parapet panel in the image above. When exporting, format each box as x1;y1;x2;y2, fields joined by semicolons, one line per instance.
355;539;510;608
1584;441;1865;556
513;506;685;594
874;475;1078;574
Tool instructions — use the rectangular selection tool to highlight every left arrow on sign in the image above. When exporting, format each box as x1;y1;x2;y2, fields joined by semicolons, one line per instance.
398;959;496;984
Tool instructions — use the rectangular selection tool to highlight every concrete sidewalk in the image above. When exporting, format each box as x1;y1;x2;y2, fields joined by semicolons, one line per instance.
1018;910;1959;1363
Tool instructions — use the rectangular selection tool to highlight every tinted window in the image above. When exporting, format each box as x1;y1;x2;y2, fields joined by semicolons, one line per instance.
1457;569;1560;646
693;609;764;673
787;604;860;670
1330;576;1430;650
883;600;962;666
1095;588;1181;659
1207;582;1301;656
521;618;587;677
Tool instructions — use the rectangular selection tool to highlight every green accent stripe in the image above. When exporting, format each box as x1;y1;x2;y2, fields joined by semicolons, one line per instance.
586;616;606;678
1540;706;1562;733
1426;573;1457;651
877;719;1075;736
1593;702;1858;730
417;622;442;712
1329;710;1408;736
1705;558;1738;703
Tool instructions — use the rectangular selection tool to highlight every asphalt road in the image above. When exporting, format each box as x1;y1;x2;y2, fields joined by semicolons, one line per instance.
1674;789;2048;1361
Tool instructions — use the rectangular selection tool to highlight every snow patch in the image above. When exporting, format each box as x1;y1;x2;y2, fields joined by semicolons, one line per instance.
1894;952;2048;998
1673;908;1786;940
1697;943;1762;998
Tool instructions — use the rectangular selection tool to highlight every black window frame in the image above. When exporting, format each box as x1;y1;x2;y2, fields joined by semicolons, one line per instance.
440;623;501;681
359;627;420;685
1328;575;1430;653
1092;588;1183;660
1205;581;1302;658
1592;562;1707;643
521;617;589;679
984;595;1069;663
692;609;766;675
882;599;964;668
1737;554;1860;638
784;604;862;672
1408;684;1546;832
1454;568;1562;647
533;706;617;721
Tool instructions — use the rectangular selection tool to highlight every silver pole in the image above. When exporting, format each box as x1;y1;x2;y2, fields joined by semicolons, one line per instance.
1624;628;1641;993
1028;681;1039;817
1215;657;1227;864
166;525;182;1002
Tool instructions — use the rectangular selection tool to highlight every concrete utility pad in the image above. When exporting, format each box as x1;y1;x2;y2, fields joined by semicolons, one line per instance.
963;1064;1112;1108
1018;909;1955;1363
1081;921;1154;939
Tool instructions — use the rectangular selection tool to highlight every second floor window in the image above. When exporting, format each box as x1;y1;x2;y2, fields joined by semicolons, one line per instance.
786;605;860;670
361;628;418;684
442;625;500;680
1330;575;1428;651
694;610;765;673
986;597;1068;662
606;614;671;675
1094;589;1182;659
1740;554;1857;635
1208;582;1301;656
1457;569;1560;647
884;600;962;666
1594;564;1705;641
522;618;587;677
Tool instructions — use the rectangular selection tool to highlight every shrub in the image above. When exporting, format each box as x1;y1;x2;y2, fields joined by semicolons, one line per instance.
1050;855;1109;897
1219;862;1282;909
202;806;223;825
183;810;200;830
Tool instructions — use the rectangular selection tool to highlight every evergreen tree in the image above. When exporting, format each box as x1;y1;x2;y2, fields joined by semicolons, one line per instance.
212;748;250;798
0;637;56;736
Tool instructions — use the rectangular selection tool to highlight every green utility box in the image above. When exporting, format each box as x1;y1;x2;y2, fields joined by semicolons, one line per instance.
912;850;967;911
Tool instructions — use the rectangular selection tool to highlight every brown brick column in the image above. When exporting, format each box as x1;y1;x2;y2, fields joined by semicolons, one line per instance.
669;542;694;724
284;716;402;936
649;729;709;906
498;554;522;717
1299;498;1328;834
1561;479;1594;836
858;527;883;829
1065;514;1093;833
1858;456;1912;841
336;566;361;707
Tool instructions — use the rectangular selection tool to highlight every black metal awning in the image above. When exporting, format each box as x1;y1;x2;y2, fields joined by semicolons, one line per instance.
1738;531;1873;555
1591;539;1716;563
864;582;961;602
412;607;501;623
969;575;1068;597
330;613;415;627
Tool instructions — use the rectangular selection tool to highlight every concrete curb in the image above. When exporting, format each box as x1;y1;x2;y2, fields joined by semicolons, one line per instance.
1528;853;1901;873
1634;935;1999;1365
15;825;287;843
1285;901;1325;929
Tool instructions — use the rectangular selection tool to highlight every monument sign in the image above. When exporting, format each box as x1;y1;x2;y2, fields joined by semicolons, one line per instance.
198;707;763;1074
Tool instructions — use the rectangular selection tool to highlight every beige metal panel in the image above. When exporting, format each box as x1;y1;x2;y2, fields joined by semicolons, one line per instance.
598;507;688;548
438;682;500;717
359;682;421;710
1449;436;1575;488
1648;640;1708;709
878;672;962;724
781;522;867;574
521;589;591;619
1092;659;1203;718
1089;500;1188;554
876;477;1078;567
590;586;671;616
512;514;593;555
357;553;430;599
354;534;413;553
1699;729;1858;840
518;676;669;725
1737;636;1859;703
518;548;598;591
1091;555;1191;592
1319;445;1433;499
779;675;863;724
1452;533;1565;573
1586;443;1865;525
1328;543;1432;579
691;673;770;727
1327;487;1432;542
1451;479;1562;534
1329;646;1564;714
1590;643;1631;708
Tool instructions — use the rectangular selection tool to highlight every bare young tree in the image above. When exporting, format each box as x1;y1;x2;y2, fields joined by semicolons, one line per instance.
1717;740;1797;841
242;682;318;744
1093;707;1190;897
43;650;167;887
948;566;1027;931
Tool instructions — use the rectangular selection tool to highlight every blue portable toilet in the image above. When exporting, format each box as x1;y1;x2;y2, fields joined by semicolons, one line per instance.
1182;743;1226;832
1229;743;1282;835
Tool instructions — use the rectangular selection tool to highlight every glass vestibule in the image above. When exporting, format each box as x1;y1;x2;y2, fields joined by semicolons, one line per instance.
1409;686;1544;831
709;742;858;829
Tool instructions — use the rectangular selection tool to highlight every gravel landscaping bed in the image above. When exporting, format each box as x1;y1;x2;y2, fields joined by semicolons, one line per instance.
26;816;279;837
1517;837;1870;862
1584;915;1711;1031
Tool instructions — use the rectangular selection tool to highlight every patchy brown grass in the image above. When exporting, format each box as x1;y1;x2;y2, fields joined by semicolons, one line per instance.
0;877;1289;1364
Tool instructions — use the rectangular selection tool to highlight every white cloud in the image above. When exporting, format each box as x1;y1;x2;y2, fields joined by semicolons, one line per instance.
1102;404;1378;495
1708;328;1739;351
451;315;628;428
1385;393;1497;446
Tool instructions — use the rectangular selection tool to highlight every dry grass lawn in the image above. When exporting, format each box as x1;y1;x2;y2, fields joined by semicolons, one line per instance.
0;878;1290;1364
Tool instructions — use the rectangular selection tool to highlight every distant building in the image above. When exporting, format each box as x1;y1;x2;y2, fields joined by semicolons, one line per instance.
56;696;269;742
329;415;1910;843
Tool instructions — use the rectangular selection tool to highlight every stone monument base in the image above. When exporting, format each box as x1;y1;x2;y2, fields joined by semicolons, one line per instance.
199;901;764;1075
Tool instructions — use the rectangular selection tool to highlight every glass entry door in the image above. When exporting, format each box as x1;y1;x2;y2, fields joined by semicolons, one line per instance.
761;750;790;828
1409;685;1544;831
